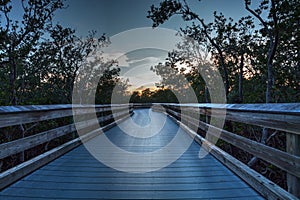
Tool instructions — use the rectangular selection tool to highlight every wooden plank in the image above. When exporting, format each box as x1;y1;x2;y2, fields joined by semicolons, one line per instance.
286;133;300;198
9;181;248;191
0;104;131;114
0;123;75;160
165;103;300;135
31;169;233;177
0;114;131;190
42;165;225;172
0;110;130;159
0;109;262;199
166;112;298;200
22;173;242;185
0;104;131;128
166;109;300;178
164;103;300;114
0;188;262;199
196;108;299;135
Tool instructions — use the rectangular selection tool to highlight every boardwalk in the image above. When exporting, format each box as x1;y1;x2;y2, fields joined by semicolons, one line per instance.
0;109;263;199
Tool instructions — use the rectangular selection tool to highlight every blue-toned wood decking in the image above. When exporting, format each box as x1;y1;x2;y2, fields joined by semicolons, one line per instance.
0;109;263;199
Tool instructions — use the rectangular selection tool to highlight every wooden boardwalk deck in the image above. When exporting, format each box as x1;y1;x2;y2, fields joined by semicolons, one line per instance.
0;109;263;199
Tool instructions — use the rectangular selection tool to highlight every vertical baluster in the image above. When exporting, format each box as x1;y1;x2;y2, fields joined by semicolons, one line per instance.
286;133;300;198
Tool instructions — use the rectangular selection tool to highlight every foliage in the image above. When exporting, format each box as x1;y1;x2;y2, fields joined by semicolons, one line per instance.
129;88;178;103
147;0;299;103
0;0;129;106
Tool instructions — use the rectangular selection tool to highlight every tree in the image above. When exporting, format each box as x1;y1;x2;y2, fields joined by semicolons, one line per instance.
147;0;230;97
130;91;141;103
0;0;65;105
96;67;129;104
271;0;299;102
245;0;280;103
166;32;210;102
245;2;299;194
219;15;257;103
29;26;108;104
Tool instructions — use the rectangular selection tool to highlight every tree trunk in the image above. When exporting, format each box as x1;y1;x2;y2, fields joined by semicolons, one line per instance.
9;49;26;162
239;54;244;103
220;55;230;97
195;17;229;99
266;49;274;104
9;56;17;106
205;85;209;103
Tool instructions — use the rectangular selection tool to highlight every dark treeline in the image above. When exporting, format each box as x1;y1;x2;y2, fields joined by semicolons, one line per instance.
144;0;299;104
0;0;298;106
130;88;179;103
0;0;129;106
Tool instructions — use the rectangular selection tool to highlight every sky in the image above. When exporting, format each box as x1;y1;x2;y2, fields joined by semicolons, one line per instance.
54;0;252;37
10;0;259;92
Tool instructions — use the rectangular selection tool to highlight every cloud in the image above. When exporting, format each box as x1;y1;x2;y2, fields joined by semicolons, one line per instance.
127;56;164;67
102;47;168;91
102;51;165;90
121;63;162;90
102;52;130;67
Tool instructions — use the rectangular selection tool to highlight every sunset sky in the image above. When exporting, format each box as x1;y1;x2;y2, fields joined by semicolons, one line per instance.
11;0;259;91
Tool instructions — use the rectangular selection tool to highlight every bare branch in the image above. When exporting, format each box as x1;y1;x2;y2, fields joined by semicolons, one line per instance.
23;122;40;135
3;5;10;33
266;130;278;144
245;0;272;39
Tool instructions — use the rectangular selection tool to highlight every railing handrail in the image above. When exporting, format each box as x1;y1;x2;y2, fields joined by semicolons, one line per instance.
159;103;300;135
1;103;299;198
0;104;132;128
155;103;300;114
0;104;131;114
0;104;133;189
155;103;300;199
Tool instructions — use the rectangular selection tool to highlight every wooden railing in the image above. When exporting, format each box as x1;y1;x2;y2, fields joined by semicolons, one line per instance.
0;103;299;199
0;104;133;189
153;103;300;200
132;103;153;109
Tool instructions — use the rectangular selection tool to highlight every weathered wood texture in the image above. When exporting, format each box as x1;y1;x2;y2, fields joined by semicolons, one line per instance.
286;133;300;198
165;108;300;178
0;113;132;190
0;109;262;199
159;103;300;199
0;104;131;128
0;110;130;160
1;103;298;199
162;103;300;135
165;110;298;200
0;104;133;189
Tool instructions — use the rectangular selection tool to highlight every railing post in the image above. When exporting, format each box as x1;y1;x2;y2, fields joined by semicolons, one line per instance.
286;133;300;198
19;124;25;162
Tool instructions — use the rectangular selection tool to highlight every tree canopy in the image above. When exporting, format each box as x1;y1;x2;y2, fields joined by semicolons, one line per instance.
147;0;299;103
0;0;129;105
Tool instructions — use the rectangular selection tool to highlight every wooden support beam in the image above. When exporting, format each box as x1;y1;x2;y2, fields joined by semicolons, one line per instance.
166;108;300;178
167;103;300;135
0;104;130;128
166;111;298;200
286;133;300;198
0;110;130;160
0;114;131;190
